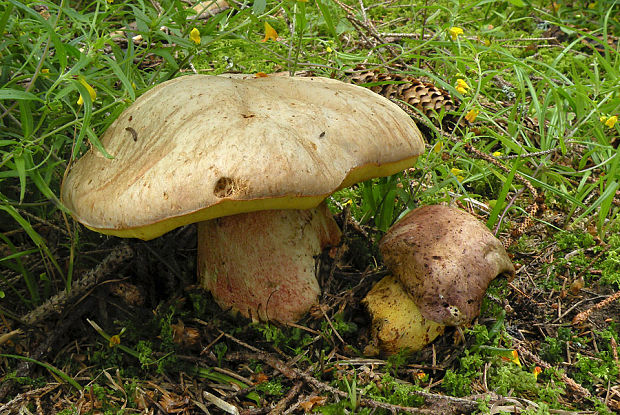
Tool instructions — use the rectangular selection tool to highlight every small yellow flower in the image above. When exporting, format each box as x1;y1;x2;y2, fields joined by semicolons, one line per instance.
432;141;443;153
326;46;333;53
107;0;113;3
41;68;49;74
511;350;522;366
449;27;464;41
533;366;542;380
415;371;428;381
455;78;470;94
465;108;479;123
109;334;121;347
604;115;617;128
450;168;465;182
262;22;278;42
76;76;96;106
190;27;201;45
492;151;502;157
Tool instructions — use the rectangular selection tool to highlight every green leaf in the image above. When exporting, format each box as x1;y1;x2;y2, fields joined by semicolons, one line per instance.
152;48;178;70
0;232;38;305
85;126;113;159
22;149;64;209
377;186;397;232
0;354;82;390
13;152;27;203
487;161;519;229
0;90;43;101
0;3;14;36
72;78;93;157
252;0;266;15
316;0;337;41
104;56;136;101
0;204;45;248
0;248;39;263
0;205;58;301
19;99;34;139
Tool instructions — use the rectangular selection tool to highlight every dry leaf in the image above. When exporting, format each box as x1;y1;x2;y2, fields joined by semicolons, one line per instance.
252;372;269;384
299;395;327;412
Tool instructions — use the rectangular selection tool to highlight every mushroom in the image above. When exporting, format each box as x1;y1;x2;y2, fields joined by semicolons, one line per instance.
61;74;425;323
363;205;515;355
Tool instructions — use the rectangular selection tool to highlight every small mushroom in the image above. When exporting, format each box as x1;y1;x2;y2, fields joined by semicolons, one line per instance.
364;205;515;355
61;74;425;323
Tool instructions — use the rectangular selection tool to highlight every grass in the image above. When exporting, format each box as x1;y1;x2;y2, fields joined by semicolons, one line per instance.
1;0;619;413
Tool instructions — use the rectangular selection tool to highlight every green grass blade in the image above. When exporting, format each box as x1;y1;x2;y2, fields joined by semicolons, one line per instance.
0;90;44;101
12;152;27;203
487;160;520;230
0;354;82;390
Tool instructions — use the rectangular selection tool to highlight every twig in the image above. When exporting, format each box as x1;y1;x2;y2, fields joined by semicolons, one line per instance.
17;208;70;237
226;347;475;414
330;0;401;61
0;329;22;346
21;244;134;326
267;381;303;415
203;391;239;415
0;383;60;414
0;296;96;401
572;291;620;326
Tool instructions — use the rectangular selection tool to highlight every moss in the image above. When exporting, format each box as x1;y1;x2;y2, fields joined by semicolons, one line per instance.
442;351;485;396
554;230;596;250
487;363;538;396
573;352;620;390
600;249;620;287
256;378;284;396
192;38;285;74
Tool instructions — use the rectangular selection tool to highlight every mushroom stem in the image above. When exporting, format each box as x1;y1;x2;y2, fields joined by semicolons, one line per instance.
363;275;445;356
197;202;341;323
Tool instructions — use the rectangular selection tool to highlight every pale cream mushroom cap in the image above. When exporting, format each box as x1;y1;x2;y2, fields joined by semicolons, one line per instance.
61;74;425;239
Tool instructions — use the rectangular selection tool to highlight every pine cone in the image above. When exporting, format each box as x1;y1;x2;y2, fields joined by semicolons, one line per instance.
349;70;457;118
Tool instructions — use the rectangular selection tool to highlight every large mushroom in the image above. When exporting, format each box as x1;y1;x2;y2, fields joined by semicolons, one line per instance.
61;74;425;323
364;205;515;355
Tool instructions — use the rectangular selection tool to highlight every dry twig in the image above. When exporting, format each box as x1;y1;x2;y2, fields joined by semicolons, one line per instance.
21;244;134;326
572;291;620;326
223;333;478;414
0;384;60;414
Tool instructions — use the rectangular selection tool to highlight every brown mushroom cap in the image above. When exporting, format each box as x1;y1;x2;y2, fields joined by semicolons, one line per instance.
61;74;425;240
379;205;515;326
